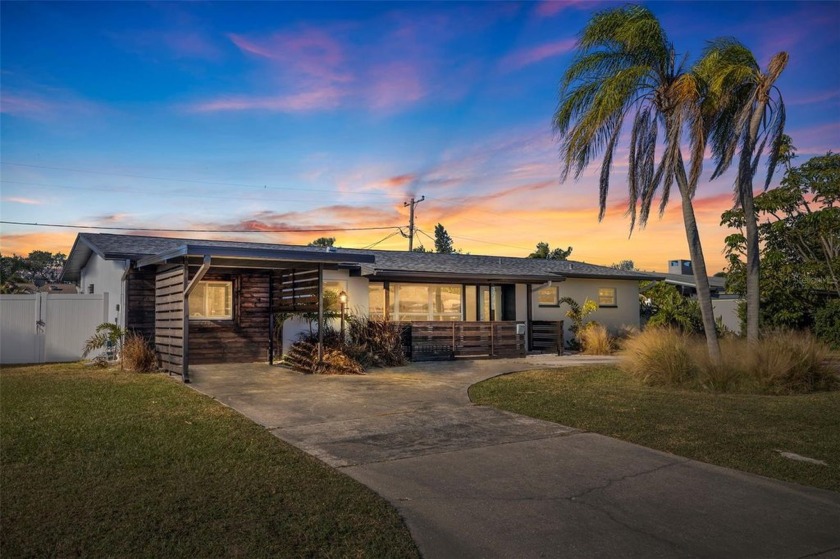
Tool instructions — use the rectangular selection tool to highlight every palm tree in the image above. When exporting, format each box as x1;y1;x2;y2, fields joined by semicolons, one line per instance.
554;5;721;362
696;39;788;342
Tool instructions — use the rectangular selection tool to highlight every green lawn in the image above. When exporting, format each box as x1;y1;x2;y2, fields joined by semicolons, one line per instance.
470;365;840;493
1;363;419;558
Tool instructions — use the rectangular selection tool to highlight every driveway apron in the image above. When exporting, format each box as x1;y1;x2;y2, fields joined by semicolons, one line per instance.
189;358;840;559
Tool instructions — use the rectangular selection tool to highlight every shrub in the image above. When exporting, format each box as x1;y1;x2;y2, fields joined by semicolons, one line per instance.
345;316;407;368
580;323;613;355
620;327;698;386
283;341;365;375
122;332;157;372
814;299;840;349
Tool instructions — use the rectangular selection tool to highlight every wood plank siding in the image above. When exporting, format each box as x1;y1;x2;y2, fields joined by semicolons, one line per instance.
155;266;186;375
409;321;526;360
187;270;277;364
125;269;156;338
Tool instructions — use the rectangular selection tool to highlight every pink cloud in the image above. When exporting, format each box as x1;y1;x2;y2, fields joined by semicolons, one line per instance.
500;39;577;71
788;89;840;106
534;0;602;18
0;89;101;121
229;29;352;83
366;62;427;110
1;197;42;205
190;87;343;113
0;94;54;117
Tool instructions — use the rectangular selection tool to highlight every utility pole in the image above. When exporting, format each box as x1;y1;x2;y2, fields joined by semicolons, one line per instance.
404;195;425;251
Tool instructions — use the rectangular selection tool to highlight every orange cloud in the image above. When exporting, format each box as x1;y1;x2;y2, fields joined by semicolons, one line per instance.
0;231;78;256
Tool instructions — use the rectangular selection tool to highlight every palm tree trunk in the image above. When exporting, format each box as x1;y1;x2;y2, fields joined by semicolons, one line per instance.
675;155;722;363
740;104;767;343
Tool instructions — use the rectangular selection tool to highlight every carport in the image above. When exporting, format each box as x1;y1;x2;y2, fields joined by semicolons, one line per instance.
136;243;374;383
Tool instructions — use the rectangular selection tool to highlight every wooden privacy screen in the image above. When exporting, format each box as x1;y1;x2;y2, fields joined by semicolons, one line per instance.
410;321;526;360
529;320;564;354
276;268;319;311
155;266;185;376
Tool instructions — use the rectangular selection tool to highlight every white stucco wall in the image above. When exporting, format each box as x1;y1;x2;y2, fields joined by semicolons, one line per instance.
533;278;641;342
712;297;742;335
79;254;127;326
281;269;366;351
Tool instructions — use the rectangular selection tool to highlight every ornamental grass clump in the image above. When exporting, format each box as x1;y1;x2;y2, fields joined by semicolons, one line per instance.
580;322;613;355
621;327;836;394
620;327;697;386
121;332;158;372
743;330;835;394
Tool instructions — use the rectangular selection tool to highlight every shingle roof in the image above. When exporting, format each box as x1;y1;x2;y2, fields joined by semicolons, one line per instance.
63;232;662;282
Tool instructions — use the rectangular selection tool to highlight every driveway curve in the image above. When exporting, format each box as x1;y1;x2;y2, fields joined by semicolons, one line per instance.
190;357;840;559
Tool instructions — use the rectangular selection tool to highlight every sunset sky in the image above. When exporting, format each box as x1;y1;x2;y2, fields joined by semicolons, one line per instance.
1;1;838;272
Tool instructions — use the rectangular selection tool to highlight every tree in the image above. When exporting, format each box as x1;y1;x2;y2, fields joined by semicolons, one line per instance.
25;250;66;283
433;223;455;254
308;237;336;248
696;39;788;342
554;5;721;362
0;254;29;293
527;242;573;260
411;245;427;253
610;260;637;271
641;282;704;334
721;151;839;330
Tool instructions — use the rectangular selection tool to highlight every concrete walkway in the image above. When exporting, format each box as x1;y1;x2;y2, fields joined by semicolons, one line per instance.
189;357;840;559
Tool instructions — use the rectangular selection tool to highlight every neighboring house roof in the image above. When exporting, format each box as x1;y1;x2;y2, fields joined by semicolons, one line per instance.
62;233;663;283
661;273;727;292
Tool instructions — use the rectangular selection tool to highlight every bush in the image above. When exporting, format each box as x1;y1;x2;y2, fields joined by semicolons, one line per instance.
621;328;836;394
345;316;407;368
122;332;158;372
283;340;365;375
815;299;840;349
580;323;613;355
620;327;697;386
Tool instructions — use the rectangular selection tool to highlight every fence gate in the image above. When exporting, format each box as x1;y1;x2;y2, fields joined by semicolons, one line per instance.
0;293;107;364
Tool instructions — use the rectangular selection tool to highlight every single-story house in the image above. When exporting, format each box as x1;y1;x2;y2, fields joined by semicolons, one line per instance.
62;233;661;381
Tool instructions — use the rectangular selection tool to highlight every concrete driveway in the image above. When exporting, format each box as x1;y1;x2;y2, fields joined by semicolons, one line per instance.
189;357;840;559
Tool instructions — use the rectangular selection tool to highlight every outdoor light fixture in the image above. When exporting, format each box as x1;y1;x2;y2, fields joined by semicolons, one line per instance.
339;291;348;342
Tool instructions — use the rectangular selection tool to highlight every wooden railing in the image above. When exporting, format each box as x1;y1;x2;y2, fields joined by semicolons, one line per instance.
529;320;564;355
409;321;526;361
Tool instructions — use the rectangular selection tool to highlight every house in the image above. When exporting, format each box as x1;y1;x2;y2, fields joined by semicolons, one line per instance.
662;259;727;297
658;259;740;333
62;233;661;380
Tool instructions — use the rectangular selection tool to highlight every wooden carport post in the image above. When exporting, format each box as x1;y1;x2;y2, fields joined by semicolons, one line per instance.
181;255;212;383
317;263;324;363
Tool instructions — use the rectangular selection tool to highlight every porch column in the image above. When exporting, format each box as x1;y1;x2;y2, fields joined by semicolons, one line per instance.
317;263;324;362
526;283;533;351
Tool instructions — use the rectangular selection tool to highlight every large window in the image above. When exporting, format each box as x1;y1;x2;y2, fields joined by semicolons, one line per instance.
598;287;617;307
189;281;233;320
368;283;462;321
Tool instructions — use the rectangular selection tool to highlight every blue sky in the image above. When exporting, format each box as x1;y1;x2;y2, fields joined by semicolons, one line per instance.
1;0;838;271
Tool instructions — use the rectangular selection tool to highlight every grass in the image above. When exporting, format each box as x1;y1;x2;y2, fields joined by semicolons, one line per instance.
470;365;840;493
1;362;419;558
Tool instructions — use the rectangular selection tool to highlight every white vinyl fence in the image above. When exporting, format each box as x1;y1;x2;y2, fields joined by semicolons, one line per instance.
0;293;108;364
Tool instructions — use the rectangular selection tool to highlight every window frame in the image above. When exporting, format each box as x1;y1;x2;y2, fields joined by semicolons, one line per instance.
537;286;559;307
598;287;617;308
189;280;234;321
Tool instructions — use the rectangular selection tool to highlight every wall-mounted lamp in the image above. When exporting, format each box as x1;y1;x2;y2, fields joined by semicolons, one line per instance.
339;290;348;342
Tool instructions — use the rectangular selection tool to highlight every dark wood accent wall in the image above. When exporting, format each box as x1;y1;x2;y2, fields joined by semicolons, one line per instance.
125;269;156;338
155;266;186;375
409;321;526;360
187;269;281;364
276;268;319;311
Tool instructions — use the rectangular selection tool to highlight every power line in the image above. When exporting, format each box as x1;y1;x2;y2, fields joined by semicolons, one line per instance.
0;220;402;234
0;162;383;196
0;179;383;203
360;231;401;250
